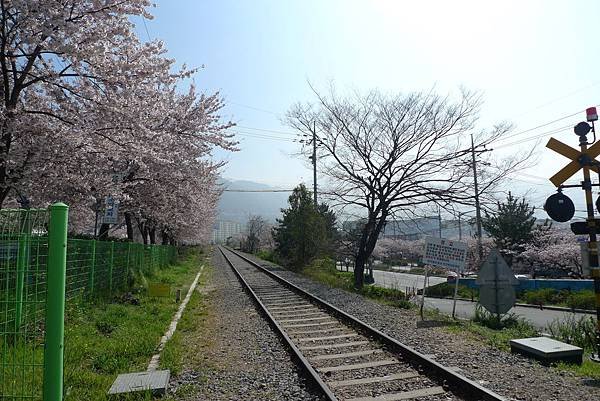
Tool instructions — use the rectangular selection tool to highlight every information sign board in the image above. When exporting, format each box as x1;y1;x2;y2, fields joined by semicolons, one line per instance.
422;236;467;272
102;196;119;224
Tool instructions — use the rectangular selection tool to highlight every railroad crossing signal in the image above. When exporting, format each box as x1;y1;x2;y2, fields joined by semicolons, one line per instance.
543;106;600;363
546;137;600;187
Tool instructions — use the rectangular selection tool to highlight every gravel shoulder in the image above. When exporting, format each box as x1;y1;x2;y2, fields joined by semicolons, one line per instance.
167;249;324;401
241;252;600;401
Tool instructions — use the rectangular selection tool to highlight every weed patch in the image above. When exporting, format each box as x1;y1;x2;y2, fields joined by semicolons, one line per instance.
302;258;413;309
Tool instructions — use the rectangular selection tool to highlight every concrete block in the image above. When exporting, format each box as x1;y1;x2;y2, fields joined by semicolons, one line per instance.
510;337;583;365
108;370;170;396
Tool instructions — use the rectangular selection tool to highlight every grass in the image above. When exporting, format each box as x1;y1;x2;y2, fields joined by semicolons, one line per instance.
302;257;413;309
2;247;204;401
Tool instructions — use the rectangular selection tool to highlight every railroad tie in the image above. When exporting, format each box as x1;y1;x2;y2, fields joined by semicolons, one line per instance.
282;321;340;329
317;359;398;373
296;333;358;342
299;340;369;351
271;311;323;319
326;372;420;388
287;327;348;336
278;316;331;324
310;349;382;361
268;304;313;310
345;386;446;401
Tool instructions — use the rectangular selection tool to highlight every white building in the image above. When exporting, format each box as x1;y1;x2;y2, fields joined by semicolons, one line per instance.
212;220;243;244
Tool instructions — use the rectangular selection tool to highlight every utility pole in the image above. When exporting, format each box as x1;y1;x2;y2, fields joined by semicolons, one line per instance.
312;121;317;207
458;213;462;240
438;207;442;238
471;134;483;260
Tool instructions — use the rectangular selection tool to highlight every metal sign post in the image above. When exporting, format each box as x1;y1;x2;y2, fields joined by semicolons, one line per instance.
544;107;600;362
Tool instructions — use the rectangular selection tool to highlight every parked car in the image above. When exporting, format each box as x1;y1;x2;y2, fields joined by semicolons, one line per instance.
446;271;458;283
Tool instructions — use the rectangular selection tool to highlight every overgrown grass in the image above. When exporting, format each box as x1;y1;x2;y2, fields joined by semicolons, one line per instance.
302;258;413;309
547;314;600;379
2;247;204;401
435;306;539;352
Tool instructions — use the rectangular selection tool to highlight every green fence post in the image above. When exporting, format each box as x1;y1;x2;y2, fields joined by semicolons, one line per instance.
109;241;114;293
15;209;31;329
43;202;69;401
89;240;96;295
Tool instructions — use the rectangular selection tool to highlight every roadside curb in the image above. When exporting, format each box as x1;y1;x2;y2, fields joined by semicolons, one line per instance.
425;295;595;315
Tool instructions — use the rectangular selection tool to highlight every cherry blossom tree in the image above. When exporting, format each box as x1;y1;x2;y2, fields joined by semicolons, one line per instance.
0;1;237;244
520;222;583;276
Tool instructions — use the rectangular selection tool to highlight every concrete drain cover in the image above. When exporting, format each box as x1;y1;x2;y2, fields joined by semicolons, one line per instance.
510;337;583;365
108;370;170;396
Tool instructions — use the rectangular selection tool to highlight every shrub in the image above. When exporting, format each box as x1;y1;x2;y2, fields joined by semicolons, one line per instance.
474;304;536;333
547;315;598;351
256;249;278;264
566;290;595;310
425;282;477;299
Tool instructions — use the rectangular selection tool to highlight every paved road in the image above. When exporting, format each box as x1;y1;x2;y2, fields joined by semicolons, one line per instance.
341;267;594;330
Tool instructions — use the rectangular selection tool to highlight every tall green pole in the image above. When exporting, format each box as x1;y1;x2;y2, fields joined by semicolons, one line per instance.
109;241;114;293
43;202;68;401
89;240;96;295
15;209;31;329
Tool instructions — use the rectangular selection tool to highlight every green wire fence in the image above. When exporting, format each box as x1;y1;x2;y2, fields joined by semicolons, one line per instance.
0;204;177;400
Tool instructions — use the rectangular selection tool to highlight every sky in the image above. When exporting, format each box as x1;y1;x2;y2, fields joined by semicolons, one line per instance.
140;0;600;219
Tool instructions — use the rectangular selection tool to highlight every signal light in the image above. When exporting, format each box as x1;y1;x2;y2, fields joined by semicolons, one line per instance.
586;106;598;122
544;192;575;222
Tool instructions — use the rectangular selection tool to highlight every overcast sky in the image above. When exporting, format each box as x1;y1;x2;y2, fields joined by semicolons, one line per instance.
141;0;600;218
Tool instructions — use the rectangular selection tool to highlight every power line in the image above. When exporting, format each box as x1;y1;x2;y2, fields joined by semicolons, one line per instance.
228;101;280;116
234;131;297;142
236;125;298;136
223;189;294;192
493;124;573;150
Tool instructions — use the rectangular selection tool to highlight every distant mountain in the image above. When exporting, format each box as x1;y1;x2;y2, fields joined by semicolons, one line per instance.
216;179;290;223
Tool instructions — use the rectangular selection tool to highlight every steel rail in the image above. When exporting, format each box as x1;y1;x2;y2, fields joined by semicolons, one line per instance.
218;247;338;401
224;247;506;401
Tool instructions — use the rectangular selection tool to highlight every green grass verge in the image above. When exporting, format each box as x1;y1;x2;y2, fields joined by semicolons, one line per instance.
62;248;203;400
2;247;204;401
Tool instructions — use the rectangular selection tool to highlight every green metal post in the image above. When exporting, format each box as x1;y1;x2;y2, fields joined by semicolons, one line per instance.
109;241;114;293
89;240;96;295
14;209;31;329
43;202;68;401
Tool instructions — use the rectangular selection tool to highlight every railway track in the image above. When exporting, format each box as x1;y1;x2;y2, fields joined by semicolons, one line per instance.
218;246;506;401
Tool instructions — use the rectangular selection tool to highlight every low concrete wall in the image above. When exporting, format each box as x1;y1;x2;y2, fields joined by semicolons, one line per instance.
457;277;594;292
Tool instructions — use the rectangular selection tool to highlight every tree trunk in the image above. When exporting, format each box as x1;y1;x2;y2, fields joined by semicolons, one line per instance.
137;220;149;245
124;212;134;241
149;226;156;244
161;230;169;245
353;211;388;289
98;223;110;241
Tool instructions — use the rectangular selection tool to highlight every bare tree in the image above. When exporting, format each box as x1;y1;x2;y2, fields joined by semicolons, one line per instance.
286;87;531;288
243;215;267;254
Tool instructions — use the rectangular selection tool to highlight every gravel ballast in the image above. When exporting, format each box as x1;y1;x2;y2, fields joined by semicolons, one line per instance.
168;250;324;401
241;252;600;401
